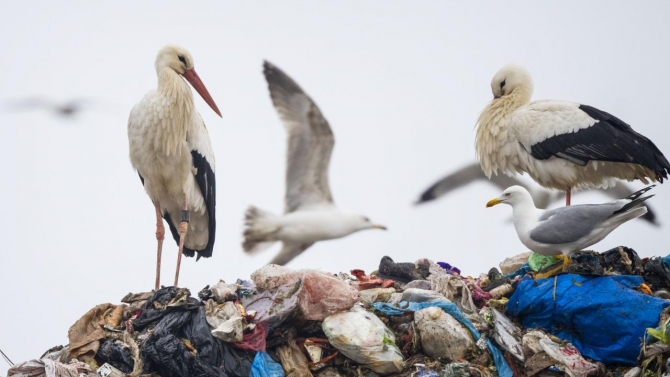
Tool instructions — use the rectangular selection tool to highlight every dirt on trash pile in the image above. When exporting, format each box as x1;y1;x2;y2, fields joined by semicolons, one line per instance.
9;247;670;377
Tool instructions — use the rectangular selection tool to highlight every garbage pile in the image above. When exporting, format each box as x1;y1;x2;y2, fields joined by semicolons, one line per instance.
9;247;670;377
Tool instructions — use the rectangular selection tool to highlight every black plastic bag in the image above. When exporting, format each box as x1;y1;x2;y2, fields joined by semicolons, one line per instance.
644;257;670;290
602;246;643;275
97;340;135;373
377;256;430;283
566;251;604;276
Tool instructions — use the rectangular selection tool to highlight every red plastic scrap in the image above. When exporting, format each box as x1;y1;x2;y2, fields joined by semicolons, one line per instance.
350;269;395;290
125;310;141;333
233;322;268;352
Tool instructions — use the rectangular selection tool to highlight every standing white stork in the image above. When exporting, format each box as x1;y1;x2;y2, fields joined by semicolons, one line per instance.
128;45;220;289
475;64;670;205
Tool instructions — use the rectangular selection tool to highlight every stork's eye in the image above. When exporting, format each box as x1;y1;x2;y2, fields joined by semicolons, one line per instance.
178;55;187;65
500;79;506;89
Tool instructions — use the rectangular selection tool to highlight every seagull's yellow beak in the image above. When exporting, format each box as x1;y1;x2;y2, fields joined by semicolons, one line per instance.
372;224;388;230
486;198;502;208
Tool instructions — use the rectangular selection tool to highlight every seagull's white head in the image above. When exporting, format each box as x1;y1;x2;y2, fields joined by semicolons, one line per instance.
347;213;387;233
154;44;221;117
486;185;535;208
490;64;534;99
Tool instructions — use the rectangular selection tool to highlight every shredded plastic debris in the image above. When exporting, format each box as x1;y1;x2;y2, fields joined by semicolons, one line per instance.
9;247;670;377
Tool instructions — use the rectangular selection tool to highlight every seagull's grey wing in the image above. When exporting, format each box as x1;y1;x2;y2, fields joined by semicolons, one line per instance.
270;242;314;266
415;163;485;204
264;61;335;213
415;163;529;204
529;204;621;244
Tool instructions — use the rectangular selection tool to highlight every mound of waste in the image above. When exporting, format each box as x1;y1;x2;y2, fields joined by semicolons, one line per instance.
8;247;670;377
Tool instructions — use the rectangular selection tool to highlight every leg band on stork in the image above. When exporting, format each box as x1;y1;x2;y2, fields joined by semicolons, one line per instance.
175;197;189;287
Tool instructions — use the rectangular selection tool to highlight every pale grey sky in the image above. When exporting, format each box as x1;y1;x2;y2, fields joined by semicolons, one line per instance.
1;2;670;374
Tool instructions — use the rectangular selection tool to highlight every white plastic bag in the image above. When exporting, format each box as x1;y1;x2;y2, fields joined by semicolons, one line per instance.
322;306;404;375
414;306;474;361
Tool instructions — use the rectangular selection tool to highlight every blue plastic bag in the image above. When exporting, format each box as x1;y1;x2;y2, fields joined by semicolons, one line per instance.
507;274;670;365
373;300;513;377
250;351;285;377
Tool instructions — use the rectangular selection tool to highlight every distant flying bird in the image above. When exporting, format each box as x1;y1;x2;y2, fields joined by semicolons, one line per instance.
486;185;655;270
415;162;660;226
475;64;670;206
3;97;94;118
128;45;220;289
242;61;387;266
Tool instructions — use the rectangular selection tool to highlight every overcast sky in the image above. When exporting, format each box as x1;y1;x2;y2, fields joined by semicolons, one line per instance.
2;1;670;374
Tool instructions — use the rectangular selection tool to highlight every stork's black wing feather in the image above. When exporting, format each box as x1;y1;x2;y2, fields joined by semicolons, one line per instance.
160;151;216;260
530;105;670;182
190;150;216;260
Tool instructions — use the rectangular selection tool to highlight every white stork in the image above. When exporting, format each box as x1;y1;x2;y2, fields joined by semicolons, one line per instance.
475;64;670;205
128;45;219;289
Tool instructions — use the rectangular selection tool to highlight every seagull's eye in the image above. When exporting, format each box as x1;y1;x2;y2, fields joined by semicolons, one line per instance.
500;79;506;89
178;55;187;65
504;193;511;197
363;217;370;222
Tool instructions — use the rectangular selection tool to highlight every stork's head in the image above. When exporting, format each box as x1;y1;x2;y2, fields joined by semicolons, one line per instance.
490;64;534;100
486;185;534;208
155;44;222;117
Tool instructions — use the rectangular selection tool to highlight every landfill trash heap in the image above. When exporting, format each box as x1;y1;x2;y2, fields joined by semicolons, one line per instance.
9;247;670;377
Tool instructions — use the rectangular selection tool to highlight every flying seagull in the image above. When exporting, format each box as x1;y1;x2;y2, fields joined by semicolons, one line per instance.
415;162;660;226
486;185;655;270
242;61;387;266
3;97;94;118
128;45;220;289
475;64;670;205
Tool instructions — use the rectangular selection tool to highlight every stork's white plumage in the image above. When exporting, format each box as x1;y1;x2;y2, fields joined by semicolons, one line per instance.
475;64;670;205
128;45;220;289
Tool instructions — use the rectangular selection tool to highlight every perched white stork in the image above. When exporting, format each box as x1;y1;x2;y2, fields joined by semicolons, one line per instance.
242;61;387;266
475;64;670;205
128;45;220;289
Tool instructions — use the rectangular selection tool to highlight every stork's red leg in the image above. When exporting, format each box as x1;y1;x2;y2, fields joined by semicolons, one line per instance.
174;197;189;287
154;201;165;290
565;188;571;206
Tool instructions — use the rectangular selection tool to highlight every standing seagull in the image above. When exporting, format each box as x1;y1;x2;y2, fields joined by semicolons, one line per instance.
475;64;670;205
128;45;220;289
242;61;387;266
486;185;655;269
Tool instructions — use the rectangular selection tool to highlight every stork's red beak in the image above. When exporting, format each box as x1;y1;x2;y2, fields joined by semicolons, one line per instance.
182;69;222;117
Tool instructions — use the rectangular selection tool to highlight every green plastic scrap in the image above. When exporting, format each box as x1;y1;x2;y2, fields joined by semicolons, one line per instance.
646;318;670;344
528;253;561;272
